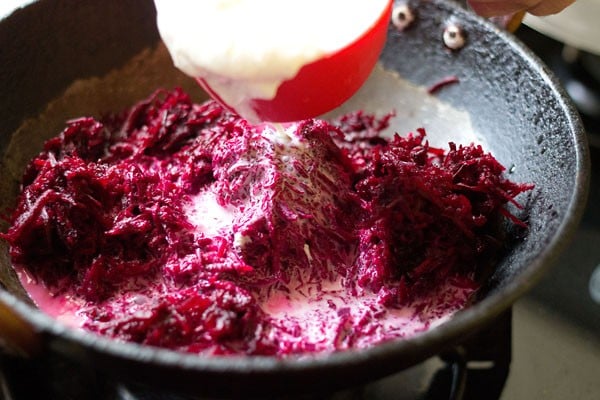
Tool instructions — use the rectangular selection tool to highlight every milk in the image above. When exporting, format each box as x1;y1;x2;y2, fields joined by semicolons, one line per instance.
154;0;390;121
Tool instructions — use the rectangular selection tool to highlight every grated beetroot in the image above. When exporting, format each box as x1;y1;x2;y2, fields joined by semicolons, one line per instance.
2;89;533;355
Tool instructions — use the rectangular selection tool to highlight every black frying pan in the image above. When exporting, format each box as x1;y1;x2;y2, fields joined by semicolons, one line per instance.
0;0;590;398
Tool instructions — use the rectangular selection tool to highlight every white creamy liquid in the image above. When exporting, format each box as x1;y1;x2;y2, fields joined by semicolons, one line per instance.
154;0;390;121
260;277;471;350
324;65;482;148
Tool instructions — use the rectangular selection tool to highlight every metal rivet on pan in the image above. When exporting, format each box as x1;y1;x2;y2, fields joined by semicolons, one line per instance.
391;3;415;31
443;23;466;50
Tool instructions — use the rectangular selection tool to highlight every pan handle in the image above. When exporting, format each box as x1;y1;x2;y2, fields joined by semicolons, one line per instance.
0;298;42;357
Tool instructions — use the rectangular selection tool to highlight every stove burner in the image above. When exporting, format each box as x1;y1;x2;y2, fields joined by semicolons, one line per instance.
0;311;512;400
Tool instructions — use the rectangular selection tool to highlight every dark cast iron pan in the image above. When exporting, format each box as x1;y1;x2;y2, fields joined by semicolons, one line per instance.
0;0;590;398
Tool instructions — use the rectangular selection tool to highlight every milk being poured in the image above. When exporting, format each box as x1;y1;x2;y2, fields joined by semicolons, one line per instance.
154;0;390;121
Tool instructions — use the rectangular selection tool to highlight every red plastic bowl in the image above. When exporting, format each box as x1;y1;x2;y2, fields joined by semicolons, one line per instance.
198;0;392;122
